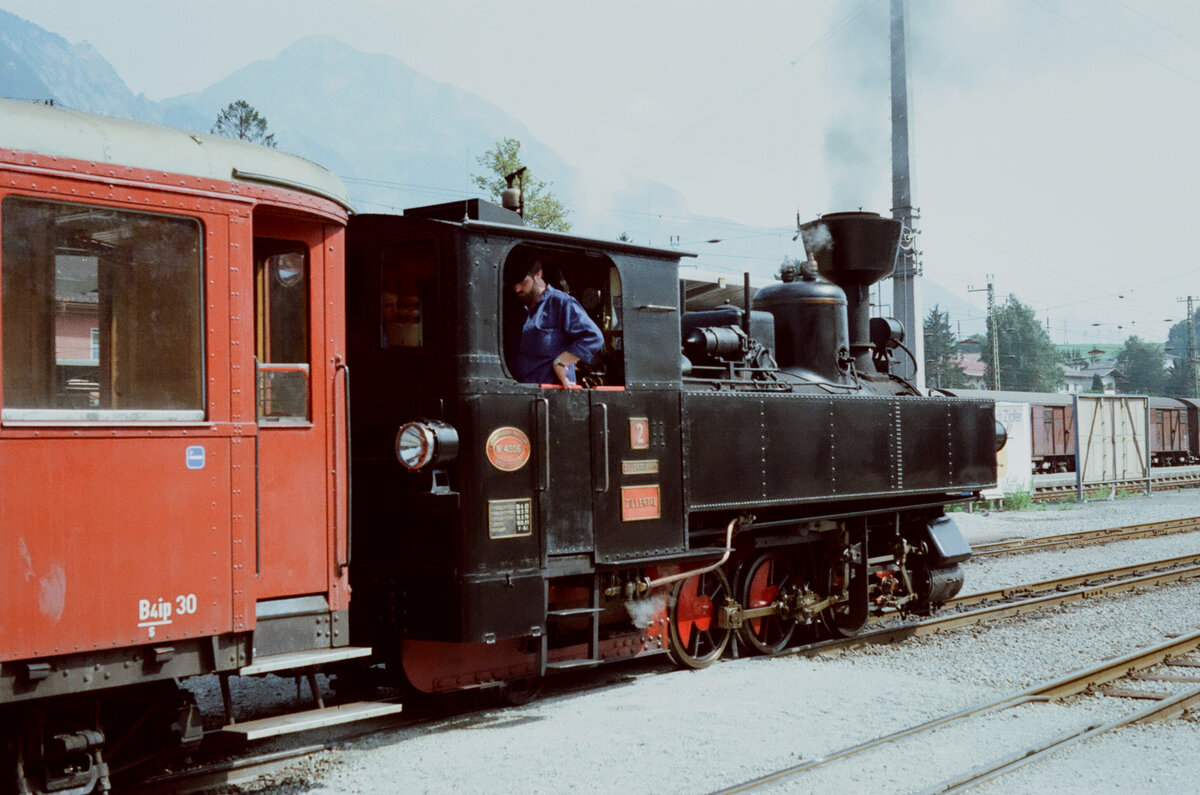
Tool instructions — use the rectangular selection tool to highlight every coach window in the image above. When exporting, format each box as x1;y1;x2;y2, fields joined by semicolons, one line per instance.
1;197;204;421
379;239;438;349
255;240;310;421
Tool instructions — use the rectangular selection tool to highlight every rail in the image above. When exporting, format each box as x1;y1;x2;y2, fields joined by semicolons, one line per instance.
137;548;1200;792
970;516;1200;557
1032;465;1200;501
714;630;1200;793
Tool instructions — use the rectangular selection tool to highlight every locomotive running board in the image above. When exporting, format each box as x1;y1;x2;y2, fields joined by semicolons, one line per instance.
221;701;403;741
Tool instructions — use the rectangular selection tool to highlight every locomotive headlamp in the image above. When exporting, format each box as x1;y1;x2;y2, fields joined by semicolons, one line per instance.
395;420;459;471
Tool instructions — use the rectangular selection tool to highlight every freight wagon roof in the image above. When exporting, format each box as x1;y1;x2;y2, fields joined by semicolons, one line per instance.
933;389;1070;405
938;389;1188;410
0;98;351;210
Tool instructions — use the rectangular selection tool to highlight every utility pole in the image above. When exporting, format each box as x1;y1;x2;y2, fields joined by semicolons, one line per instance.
970;277;999;390
890;0;923;388
1180;296;1197;398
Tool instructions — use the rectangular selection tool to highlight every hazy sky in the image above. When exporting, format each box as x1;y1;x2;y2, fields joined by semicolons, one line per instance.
6;0;1200;345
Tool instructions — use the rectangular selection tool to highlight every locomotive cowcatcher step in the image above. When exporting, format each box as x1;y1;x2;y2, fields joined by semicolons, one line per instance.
221;701;403;740
238;646;372;675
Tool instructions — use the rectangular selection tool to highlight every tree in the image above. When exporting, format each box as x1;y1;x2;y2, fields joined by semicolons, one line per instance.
981;296;1064;392
1057;347;1086;369
1116;336;1166;395
923;305;967;389
212;100;277;148
1165;308;1200;398
472;138;570;232
1165;309;1200;358
1167;355;1198;398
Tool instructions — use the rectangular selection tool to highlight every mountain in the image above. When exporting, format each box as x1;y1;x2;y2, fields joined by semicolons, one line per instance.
0;12;694;235
0;9;160;121
159;36;582;216
0;12;967;332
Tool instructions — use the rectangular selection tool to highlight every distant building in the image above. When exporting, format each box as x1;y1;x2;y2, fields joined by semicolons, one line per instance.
1061;361;1118;394
951;352;988;389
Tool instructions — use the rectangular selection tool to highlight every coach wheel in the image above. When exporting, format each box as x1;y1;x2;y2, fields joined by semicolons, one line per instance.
666;568;732;669
736;551;798;655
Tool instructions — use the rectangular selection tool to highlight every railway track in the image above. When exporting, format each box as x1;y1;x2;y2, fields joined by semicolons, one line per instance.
714;629;1200;793
140;549;1200;793
969;516;1200;556
135;741;335;794
1032;468;1200;501
806;555;1200;658
950;551;1200;608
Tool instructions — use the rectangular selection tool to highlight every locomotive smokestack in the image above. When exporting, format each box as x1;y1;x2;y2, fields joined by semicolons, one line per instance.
799;212;901;372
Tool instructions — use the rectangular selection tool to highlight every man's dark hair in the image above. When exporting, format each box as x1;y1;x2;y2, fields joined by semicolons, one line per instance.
507;247;543;284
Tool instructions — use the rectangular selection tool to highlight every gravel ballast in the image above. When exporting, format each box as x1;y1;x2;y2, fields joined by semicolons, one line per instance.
229;492;1200;794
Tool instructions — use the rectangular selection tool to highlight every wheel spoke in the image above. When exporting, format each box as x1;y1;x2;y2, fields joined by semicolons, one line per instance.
737;551;799;655
667;567;732;669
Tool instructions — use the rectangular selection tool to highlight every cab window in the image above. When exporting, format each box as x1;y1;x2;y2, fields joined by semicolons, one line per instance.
501;244;623;387
1;196;204;420
379;239;438;350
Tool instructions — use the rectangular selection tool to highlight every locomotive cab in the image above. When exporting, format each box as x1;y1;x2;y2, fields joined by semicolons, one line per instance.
347;203;693;691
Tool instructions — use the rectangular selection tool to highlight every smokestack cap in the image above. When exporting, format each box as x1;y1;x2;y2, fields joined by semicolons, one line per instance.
800;211;902;289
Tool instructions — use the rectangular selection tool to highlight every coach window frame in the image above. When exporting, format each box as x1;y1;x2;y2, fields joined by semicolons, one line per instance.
0;194;207;423
254;238;312;423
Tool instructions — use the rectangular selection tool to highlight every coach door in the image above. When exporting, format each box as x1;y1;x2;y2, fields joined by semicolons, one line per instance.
252;219;334;599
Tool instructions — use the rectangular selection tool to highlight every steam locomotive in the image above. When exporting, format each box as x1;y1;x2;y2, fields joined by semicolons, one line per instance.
345;204;999;685
0;100;998;793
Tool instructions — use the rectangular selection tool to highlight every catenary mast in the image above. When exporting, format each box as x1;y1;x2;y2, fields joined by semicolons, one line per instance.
890;0;924;387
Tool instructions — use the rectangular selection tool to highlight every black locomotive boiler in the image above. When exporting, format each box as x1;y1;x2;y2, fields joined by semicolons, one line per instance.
345;203;1000;692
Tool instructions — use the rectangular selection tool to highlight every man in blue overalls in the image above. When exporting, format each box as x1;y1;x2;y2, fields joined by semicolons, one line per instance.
508;251;603;387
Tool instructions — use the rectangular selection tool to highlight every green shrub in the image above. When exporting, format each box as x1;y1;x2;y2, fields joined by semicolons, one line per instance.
1003;489;1033;511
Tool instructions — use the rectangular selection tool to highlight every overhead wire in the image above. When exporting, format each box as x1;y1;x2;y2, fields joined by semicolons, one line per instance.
646;0;882;158
921;217;1200;313
346;3;1188;347
1109;0;1200;53
1024;0;1200;87
342;5;887;260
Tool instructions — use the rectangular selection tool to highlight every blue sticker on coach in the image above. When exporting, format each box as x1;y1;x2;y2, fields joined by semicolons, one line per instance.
186;445;206;470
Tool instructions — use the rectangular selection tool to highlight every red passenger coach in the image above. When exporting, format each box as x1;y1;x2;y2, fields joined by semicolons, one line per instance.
0;99;396;793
